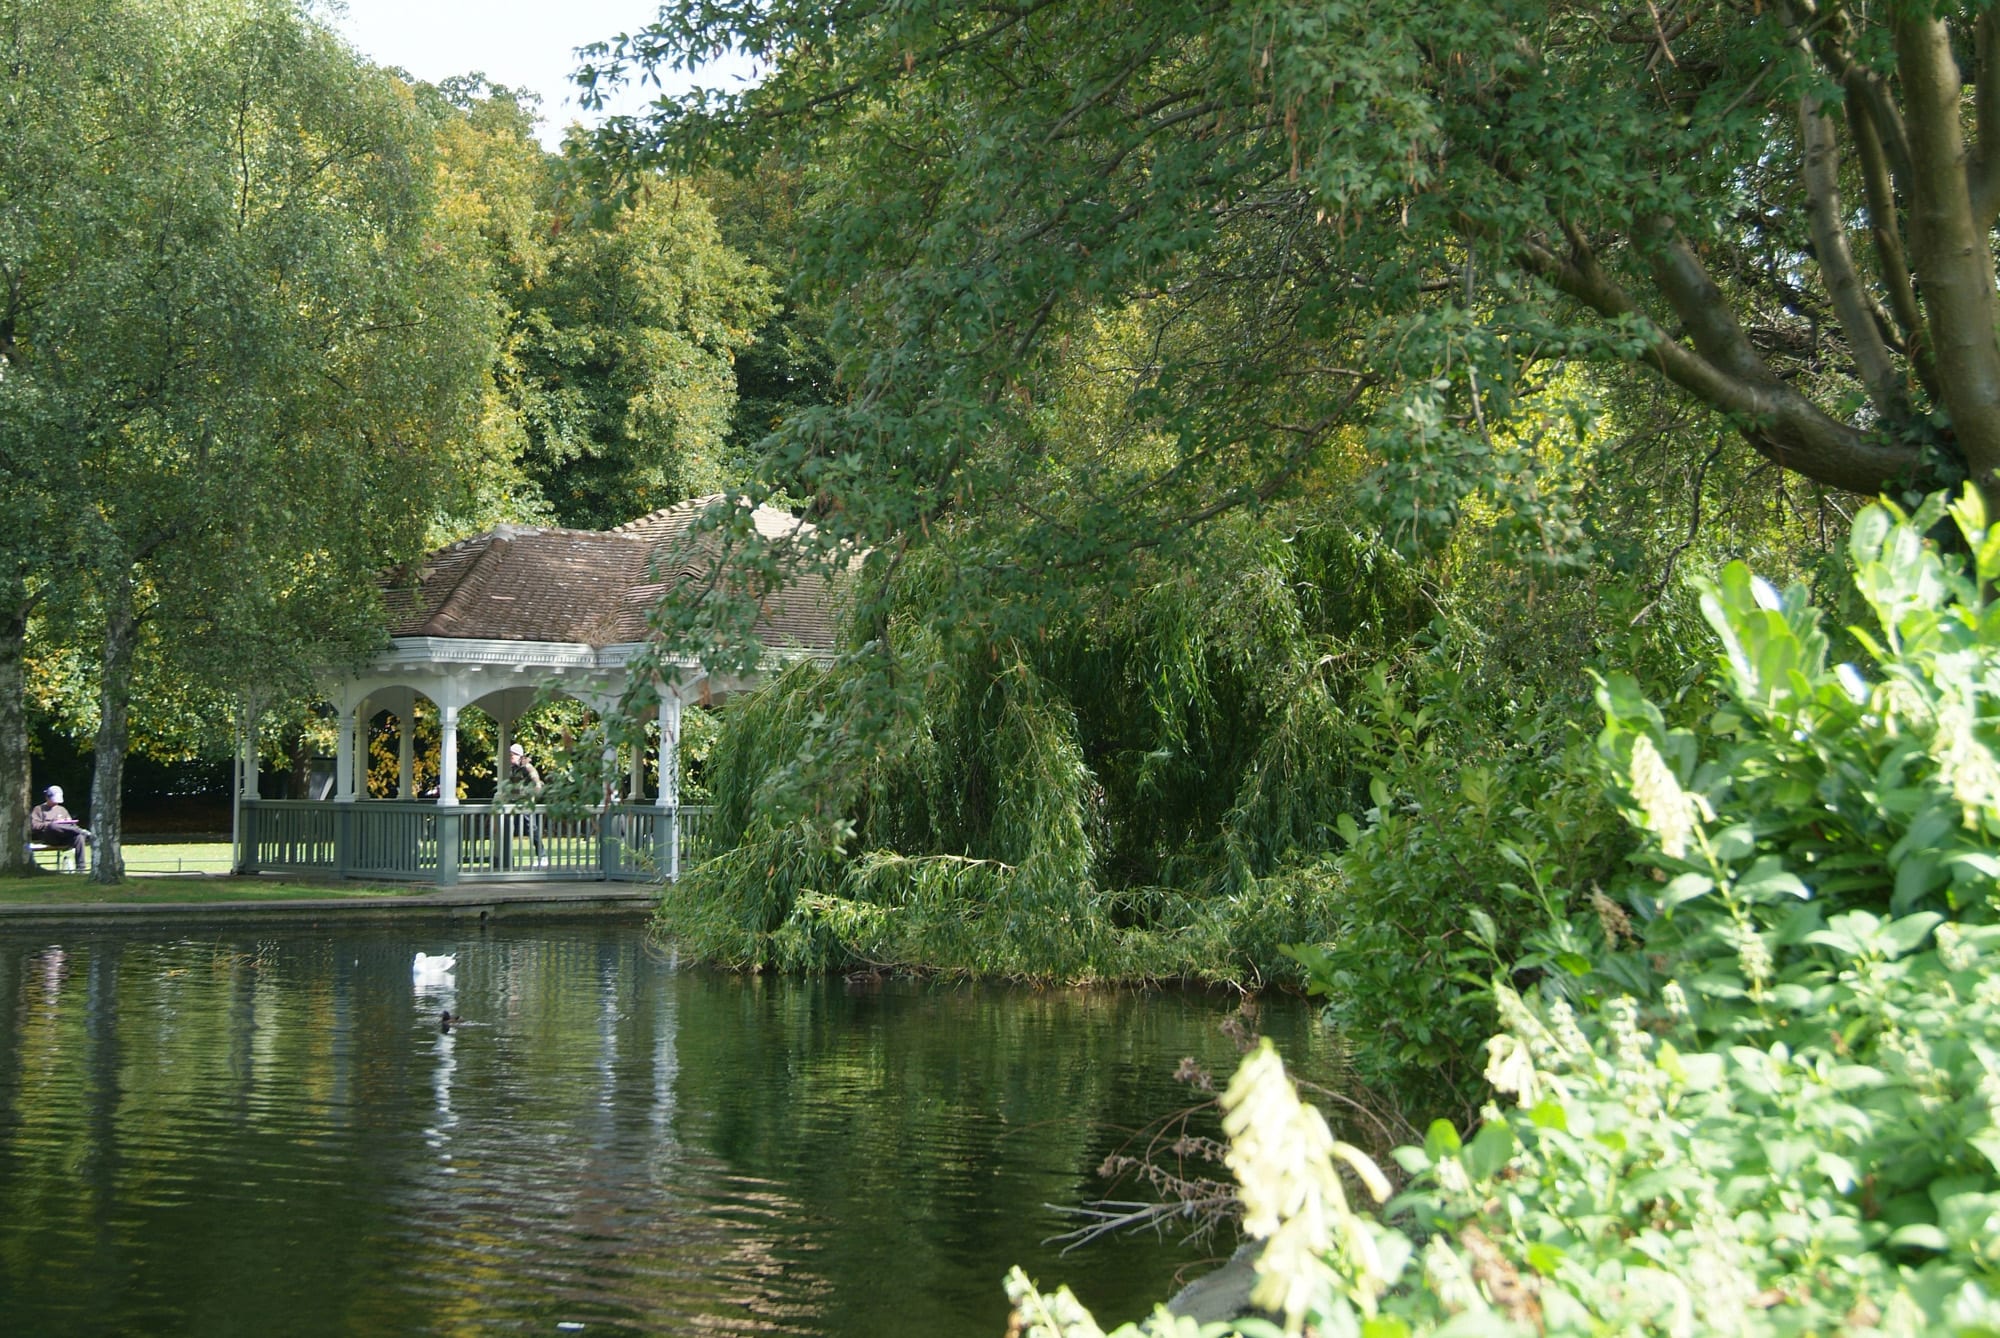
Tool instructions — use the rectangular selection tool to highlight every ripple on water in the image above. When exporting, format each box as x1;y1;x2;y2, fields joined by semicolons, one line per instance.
0;926;1327;1336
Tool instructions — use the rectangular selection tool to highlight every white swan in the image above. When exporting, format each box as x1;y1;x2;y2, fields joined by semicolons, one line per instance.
413;952;456;990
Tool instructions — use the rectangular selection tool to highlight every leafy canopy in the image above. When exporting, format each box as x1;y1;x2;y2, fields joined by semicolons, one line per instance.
583;0;2000;594
0;0;498;874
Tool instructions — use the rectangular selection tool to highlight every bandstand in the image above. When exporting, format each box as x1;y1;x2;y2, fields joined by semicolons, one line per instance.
232;498;836;885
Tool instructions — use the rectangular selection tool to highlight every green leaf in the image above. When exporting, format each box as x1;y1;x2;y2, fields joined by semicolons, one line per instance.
1524;1241;1565;1276
1887;1223;1949;1253
1881;912;1944;958
1733;856;1809;901
1527;1098;1568;1131
1463;1120;1516;1181
1658;873;1715;908
1425;1119;1464;1160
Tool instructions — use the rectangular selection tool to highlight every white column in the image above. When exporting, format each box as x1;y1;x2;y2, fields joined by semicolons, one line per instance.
629;743;645;802
657;695;682;808
659;694;682;882
230;738;241;872
352;706;368;799
239;706;260;801
233;696;260;875
398;711;415;799
439;705;460;805
334;702;356;802
495;716;511;796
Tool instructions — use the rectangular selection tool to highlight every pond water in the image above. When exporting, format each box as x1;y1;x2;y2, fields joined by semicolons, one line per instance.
0;923;1325;1336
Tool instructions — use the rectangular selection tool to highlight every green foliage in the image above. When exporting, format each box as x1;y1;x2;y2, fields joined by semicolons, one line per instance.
1602;489;2000;937
1253;435;1817;1115
507;182;773;527
583;0;1968;632
655;456;1809;1025
1303;664;1628;1121
654;514;1432;982
428;86;776;530
1019;490;2000;1335
9;43;775;860
659;651;1124;978
1378;920;2000;1336
695;163;839;484
1;0;500;876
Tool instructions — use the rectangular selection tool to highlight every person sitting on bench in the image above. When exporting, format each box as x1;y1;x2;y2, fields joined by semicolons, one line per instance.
30;785;91;872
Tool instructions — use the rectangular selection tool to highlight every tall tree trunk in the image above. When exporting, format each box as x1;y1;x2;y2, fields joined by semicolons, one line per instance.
1896;14;2000;497
88;567;138;883
0;575;34;876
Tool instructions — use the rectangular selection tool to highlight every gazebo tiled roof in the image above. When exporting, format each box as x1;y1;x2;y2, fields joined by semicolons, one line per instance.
382;496;840;655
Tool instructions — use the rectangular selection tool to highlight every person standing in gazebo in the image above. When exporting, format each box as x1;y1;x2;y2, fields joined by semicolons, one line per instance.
505;742;545;867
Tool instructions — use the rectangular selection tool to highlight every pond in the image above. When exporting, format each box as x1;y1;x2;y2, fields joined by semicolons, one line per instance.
0;923;1326;1336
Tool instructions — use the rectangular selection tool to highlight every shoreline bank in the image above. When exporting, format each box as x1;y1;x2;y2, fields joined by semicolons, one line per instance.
0;879;656;930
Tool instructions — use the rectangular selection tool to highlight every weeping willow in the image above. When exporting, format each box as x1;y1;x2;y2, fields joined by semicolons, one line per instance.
656;508;1439;981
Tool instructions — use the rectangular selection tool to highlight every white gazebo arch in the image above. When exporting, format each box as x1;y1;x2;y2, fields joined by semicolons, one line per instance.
233;497;837;885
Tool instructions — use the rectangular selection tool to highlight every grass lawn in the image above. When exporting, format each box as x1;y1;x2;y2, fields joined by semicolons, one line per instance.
8;842;423;904
101;841;235;875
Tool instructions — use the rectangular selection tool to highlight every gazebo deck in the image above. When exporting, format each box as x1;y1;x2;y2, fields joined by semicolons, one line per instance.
239;799;711;886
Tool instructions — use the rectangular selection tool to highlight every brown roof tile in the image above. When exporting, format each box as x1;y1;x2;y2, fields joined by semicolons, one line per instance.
382;500;840;654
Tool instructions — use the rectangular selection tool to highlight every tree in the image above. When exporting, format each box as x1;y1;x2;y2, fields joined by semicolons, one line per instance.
0;0;496;880
695;163;840;491
0;1;101;873
429;81;775;531
510;181;773;528
581;0;2000;579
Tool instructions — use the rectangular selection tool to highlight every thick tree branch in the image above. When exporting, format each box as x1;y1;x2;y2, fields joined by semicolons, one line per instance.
1797;86;1901;413
1799;0;1916;200
1846;86;1933;397
1815;38;1915;196
1517;227;1917;494
1895;12;2000;487
1641;229;1773;386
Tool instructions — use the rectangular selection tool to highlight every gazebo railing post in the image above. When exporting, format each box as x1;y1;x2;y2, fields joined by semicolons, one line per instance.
234;695;261;876
240;800;260;876
438;809;460;887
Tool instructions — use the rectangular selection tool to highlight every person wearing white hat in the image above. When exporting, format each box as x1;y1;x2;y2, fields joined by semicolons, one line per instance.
29;785;91;873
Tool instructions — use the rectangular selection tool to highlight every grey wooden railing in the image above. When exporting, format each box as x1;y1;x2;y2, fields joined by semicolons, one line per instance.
238;800;714;884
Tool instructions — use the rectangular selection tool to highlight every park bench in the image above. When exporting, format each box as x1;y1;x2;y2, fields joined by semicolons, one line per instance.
25;840;77;872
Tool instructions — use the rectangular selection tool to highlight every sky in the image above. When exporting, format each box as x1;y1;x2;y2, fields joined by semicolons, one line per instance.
319;1;751;149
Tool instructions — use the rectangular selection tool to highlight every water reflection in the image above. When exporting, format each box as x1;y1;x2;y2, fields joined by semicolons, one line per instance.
0;925;1324;1336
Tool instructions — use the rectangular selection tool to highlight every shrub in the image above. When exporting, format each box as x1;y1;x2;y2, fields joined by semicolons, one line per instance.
1289;661;1631;1123
1008;490;2000;1335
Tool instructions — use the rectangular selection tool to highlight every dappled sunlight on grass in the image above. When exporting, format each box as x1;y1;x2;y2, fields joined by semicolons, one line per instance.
28;841;234;876
0;863;423;905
